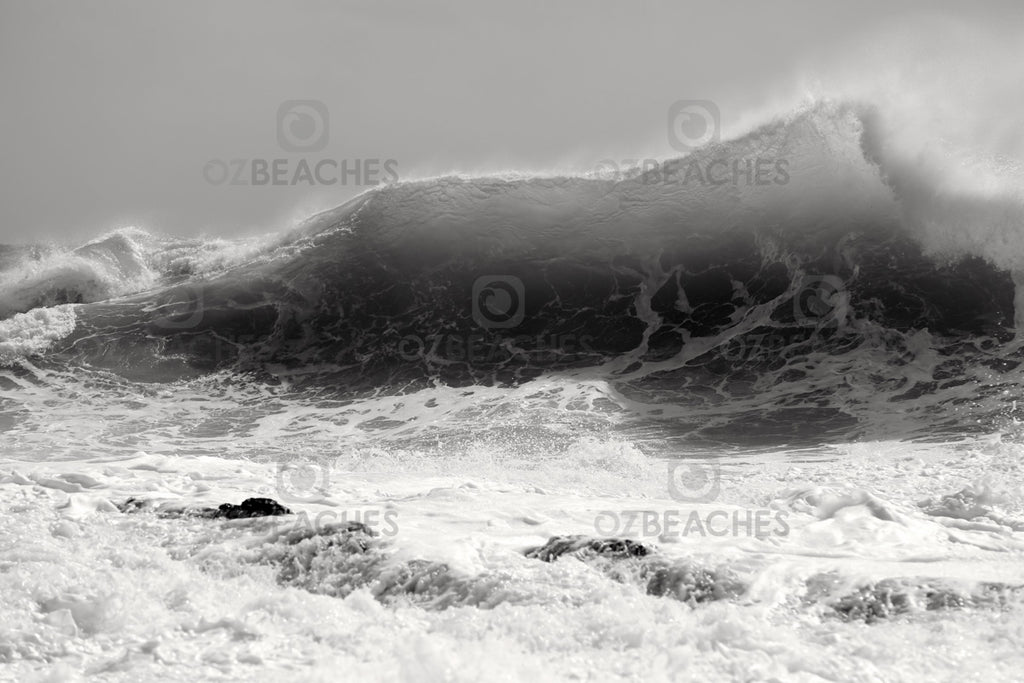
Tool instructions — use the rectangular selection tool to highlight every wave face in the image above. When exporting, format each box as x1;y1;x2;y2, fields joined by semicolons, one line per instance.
3;102;1024;445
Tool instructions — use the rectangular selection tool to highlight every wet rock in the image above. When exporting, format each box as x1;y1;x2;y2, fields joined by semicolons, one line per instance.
525;535;654;561
207;497;292;519
117;496;292;519
524;535;746;606
115;497;148;513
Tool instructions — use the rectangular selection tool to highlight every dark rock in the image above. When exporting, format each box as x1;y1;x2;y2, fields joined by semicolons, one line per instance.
523;535;746;607
115;497;148;513
117;496;292;519
525;535;654;561
209;497;292;519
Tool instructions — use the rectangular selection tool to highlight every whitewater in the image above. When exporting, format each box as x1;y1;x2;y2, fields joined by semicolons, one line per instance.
2;98;1024;682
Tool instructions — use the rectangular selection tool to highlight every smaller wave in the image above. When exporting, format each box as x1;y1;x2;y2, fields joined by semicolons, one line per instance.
0;228;159;320
0;227;292;321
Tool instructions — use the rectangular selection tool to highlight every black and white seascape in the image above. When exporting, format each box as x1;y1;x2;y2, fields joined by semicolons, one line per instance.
2;3;1024;681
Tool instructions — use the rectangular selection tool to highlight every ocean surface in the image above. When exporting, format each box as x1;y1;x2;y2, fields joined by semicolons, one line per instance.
2;101;1024;682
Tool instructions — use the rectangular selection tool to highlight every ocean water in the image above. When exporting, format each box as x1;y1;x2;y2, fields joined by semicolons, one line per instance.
2;101;1024;682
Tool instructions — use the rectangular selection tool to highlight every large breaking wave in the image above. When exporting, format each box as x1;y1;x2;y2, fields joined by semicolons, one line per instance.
3;100;1024;444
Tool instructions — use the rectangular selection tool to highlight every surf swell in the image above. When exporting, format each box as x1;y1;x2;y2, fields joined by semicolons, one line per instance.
4;100;1024;443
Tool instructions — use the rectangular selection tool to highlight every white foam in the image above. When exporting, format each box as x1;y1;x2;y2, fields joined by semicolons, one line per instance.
0;304;77;361
0;436;1022;681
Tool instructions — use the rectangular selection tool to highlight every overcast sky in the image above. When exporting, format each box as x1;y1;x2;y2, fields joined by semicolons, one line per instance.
1;1;1021;244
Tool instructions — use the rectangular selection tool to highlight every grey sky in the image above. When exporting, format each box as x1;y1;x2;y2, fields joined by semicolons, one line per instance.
1;0;1021;244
